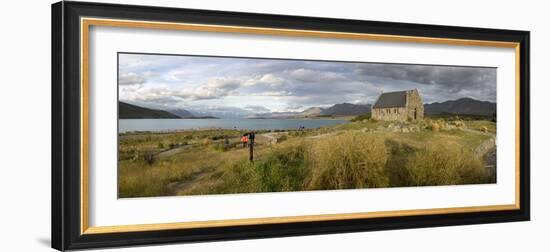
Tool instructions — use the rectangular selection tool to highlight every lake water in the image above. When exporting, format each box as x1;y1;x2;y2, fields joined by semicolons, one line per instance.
119;118;348;133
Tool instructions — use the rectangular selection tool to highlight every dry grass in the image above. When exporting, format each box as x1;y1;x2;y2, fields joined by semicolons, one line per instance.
465;120;496;133
118;142;253;197
308;131;389;190
118;121;496;197
404;143;489;186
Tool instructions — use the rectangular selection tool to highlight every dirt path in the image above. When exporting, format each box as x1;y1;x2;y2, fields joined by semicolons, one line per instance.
167;169;214;195
156;144;194;158
256;132;289;144
166;142;273;195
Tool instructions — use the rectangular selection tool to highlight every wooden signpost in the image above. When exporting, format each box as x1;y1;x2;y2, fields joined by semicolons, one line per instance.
248;132;255;162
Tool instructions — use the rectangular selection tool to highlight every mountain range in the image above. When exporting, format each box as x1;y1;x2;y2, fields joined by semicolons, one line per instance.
246;103;371;119
424;98;496;116
320;103;371;116
119;102;216;119
168;108;195;118
119;98;496;119
119;102;180;119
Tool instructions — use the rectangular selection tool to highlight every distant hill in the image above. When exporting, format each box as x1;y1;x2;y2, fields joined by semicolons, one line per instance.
424;98;496;116
247;111;298;119
189;107;251;119
248;103;371;118
320;103;371;116
169;109;195;118
119;102;180;119
299;107;323;117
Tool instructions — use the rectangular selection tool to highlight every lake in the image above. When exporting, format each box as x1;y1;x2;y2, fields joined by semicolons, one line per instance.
119;118;348;133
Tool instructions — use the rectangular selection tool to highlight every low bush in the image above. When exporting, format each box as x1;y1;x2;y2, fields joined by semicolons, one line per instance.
143;151;156;165
213;141;310;193
480;126;488;133
351;114;371;122
202;138;212;146
428;122;441;132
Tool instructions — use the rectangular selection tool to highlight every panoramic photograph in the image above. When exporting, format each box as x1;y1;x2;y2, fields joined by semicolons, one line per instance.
117;53;497;198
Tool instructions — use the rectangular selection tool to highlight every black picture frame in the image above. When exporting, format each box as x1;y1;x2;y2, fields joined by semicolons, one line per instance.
52;1;530;251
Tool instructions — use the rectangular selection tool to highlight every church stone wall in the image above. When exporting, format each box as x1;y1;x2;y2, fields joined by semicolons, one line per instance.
405;90;424;121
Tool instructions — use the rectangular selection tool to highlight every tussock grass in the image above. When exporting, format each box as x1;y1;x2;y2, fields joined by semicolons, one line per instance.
405;144;489;186
308;132;389;189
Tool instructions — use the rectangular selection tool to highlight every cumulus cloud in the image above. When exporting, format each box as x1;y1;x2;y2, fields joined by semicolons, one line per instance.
288;68;347;83
119;72;147;85
121;87;176;103
175;77;243;100
118;53;497;113
244;105;271;113
256;74;285;86
251;91;293;96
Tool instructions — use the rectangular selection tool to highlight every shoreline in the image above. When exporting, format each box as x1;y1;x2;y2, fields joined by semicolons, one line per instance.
119;116;353;120
118;118;350;134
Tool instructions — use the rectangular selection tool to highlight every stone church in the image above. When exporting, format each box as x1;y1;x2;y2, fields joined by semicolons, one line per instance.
371;89;424;122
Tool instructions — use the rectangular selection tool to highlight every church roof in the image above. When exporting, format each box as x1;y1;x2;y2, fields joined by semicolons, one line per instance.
372;91;408;109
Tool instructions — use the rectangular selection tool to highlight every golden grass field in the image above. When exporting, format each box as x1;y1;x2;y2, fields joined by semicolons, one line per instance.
118;117;496;198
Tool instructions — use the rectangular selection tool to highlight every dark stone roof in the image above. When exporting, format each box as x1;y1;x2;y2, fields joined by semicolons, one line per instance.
373;91;408;109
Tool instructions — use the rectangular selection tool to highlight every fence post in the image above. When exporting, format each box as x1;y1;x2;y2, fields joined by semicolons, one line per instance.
248;132;255;162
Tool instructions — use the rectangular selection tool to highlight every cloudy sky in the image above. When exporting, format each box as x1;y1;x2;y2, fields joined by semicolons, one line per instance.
119;53;496;115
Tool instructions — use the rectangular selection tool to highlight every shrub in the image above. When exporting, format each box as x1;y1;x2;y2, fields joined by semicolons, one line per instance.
131;149;139;161
480;126;488;133
428;122;441;132
202;138;212;146
143;151;156;165
214;142;310;193
308;132;389;189
211;135;225;140
211;143;235;152
351;114;371;122
454;121;465;129
157;142;164;149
